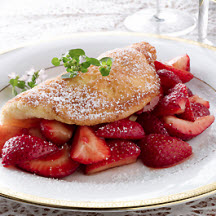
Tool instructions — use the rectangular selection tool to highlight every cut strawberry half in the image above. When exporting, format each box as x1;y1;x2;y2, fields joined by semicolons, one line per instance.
71;126;111;164
178;99;195;122
28;127;45;139
191;103;210;118
3;118;41;128
154;61;193;83
17;144;79;178
189;95;210;108
163;115;215;140
166;54;190;72
157;69;182;94
136;112;169;135
179;101;210;121
0;125;28;156
186;87;193;97
95;119;145;140
40;120;75;146
153;83;189;116
139;134;192;168
2;135;58;166
85;139;140;175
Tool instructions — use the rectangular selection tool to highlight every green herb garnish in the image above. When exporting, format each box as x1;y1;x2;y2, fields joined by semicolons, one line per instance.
51;49;114;79
8;69;46;96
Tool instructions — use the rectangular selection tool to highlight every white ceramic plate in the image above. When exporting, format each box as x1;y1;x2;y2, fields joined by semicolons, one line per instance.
0;32;216;212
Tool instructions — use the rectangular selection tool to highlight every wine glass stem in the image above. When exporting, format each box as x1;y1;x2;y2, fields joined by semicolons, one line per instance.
198;0;209;42
153;0;164;22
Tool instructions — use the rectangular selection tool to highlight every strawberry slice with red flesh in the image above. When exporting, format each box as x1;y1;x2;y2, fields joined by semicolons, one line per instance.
2;135;58;166
153;83;189;116
179;101;210;121
189;95;210;108
71;126;111;164
28;127;45;139
178;99;195;121
187;87;193;97
157;69;182;94
154;61;193;83
17;144;79;178
136;112;169;136
0;125;28;156
40;120;75;146
95;119;145;140
139;134;192;168
192;103;210;118
166;54;190;72
85;140;140;175
163;115;215;141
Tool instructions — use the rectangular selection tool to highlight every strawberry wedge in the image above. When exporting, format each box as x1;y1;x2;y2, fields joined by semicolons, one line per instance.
40;120;75;146
154;61;193;83
163;115;215;140
189;95;210;108
2;135;58;166
95;119;145;140
157;69;182;94
139;134;192;168
136;112;169;135
166;54;190;72
17;144;79;178
0;125;28;156
71;126;111;164
86;140;140;175
153;83;189;116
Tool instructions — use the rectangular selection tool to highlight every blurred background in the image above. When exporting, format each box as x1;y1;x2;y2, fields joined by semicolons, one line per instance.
0;0;215;53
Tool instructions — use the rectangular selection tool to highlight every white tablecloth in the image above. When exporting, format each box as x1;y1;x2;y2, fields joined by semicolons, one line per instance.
0;0;216;215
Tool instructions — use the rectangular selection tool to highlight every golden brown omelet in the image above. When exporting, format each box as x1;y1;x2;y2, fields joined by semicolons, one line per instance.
1;42;160;126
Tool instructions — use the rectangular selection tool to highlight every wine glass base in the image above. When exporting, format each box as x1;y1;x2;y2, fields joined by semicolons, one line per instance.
200;37;216;46
124;8;196;36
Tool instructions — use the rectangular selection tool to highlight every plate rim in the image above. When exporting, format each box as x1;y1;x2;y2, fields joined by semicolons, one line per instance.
0;32;216;211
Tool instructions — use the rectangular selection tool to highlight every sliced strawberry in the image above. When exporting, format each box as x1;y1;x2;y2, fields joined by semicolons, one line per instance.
136;112;169;135
17;144;79;178
3;118;41;128
192;103;210;118
139;134;192;168
2;135;58;166
179;100;210;122
187;87;193;97
178;99;195;122
154;61;193;83
157;69;182;94
189;95;210;108
85;140;140;175
166;54;190;72
95;119;145;140
71;126;111;164
0;125;28;156
40;120;75;146
153;83;189;116
28;127;44;139
163;115;215;140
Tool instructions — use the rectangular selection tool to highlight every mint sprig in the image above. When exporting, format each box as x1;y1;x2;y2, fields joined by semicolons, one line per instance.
51;49;114;79
9;70;44;96
9;76;26;96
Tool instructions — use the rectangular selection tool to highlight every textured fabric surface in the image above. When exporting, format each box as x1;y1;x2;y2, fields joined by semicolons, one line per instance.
0;0;216;215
